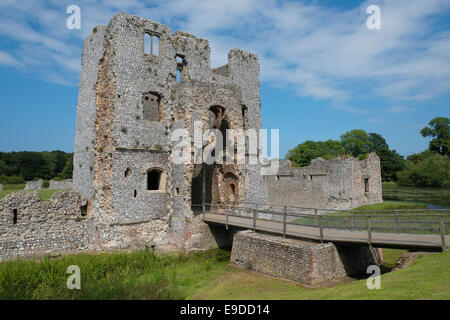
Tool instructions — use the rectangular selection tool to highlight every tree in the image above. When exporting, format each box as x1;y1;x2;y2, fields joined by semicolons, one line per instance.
398;153;449;187
369;133;405;181
420;117;450;155
60;157;74;179
340;129;372;158
286;140;345;167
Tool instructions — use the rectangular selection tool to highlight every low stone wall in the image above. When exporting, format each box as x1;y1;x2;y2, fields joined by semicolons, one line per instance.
0;184;2;191
0;191;88;261
230;230;378;285
49;179;73;190
25;179;43;190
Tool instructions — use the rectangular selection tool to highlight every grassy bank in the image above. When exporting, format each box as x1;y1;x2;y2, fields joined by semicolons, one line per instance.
0;184;66;200
0;249;230;300
1;248;448;300
382;182;450;207
190;250;450;300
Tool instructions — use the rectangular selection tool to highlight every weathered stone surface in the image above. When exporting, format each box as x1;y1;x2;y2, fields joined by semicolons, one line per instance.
0;184;2;191
0;191;88;261
266;153;382;210
72;12;267;252
49;179;73;190
230;230;378;285
1;12;383;263
25;180;43;190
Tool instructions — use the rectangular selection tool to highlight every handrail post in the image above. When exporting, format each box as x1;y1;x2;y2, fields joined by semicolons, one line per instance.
253;208;257;232
350;212;354;231
319;215;323;243
226;205;229;230
368;216;372;249
202;202;205;220
395;210;400;233
283;206;287;238
314;208;318;226
441;216;446;252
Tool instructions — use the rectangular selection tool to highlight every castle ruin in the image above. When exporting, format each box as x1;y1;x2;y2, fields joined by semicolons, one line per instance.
0;13;382;264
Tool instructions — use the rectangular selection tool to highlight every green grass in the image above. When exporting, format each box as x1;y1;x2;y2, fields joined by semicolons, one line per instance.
0;184;67;200
0;184;25;199
1;248;449;300
354;201;427;211
189;250;450;300
383;182;450;207
0;249;230;300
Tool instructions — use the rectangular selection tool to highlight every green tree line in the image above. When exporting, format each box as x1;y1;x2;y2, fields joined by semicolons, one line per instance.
286;117;449;188
0;151;73;184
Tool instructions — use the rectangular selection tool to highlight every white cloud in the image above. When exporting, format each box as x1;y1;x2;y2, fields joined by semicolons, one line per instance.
0;0;449;105
0;50;22;67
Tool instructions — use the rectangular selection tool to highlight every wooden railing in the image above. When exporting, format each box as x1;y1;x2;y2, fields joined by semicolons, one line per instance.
194;203;450;251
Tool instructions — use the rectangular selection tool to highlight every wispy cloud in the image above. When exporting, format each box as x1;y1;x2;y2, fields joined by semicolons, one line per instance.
0;50;22;67
368;117;389;124
0;0;449;104
388;105;415;113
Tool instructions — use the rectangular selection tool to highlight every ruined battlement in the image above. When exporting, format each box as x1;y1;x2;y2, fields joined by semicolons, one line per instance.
266;153;382;210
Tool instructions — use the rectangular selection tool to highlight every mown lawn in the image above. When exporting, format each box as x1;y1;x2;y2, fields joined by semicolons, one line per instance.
189;250;450;300
1;248;448;300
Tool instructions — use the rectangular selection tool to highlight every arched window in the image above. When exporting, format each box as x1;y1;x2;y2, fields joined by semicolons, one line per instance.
144;32;160;56
147;168;166;191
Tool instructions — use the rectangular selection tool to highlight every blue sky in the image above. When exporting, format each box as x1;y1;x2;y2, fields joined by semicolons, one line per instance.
0;0;449;158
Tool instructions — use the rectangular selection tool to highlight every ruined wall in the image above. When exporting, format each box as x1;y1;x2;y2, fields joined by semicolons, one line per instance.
230;230;377;285
72;12;267;252
0;184;2;191
266;153;382;210
49;179;73;190
25;180;43;191
0;191;88;261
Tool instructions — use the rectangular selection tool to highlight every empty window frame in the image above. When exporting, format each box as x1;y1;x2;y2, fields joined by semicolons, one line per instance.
11;209;17;224
364;178;369;192
147;169;166;191
142;92;161;121
176;54;185;83
144;32;160;56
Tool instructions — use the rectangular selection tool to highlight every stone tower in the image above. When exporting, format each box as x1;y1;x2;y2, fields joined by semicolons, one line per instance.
73;12;268;250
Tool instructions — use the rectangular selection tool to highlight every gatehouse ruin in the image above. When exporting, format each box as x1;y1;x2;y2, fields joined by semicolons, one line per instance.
0;13;383;282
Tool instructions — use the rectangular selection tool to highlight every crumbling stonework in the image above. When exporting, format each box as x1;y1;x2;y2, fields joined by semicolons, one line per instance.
266;153;382;210
0;13;383;262
230;230;378;285
25;179;43;191
49;179;73;190
0;191;88;261
72;12;267;252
